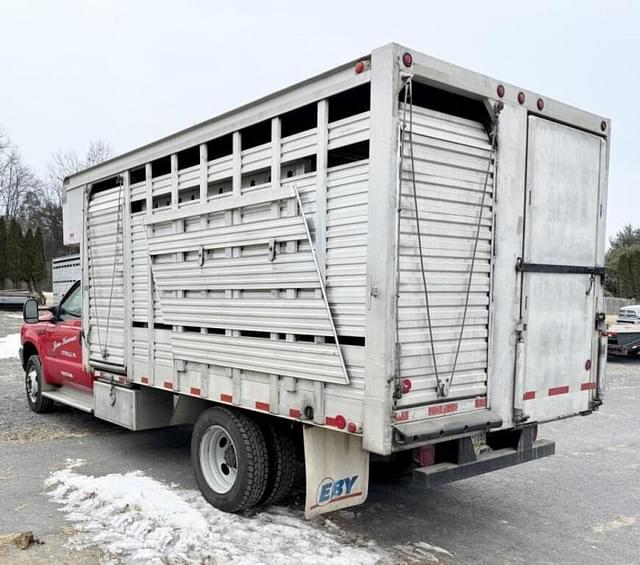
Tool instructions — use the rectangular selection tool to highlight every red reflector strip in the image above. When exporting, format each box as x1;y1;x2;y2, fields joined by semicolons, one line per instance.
220;393;232;403
325;416;337;426
581;381;596;391
289;408;301;418
523;391;536;400
190;387;201;396
163;381;173;390
141;376;149;384
428;402;458;416
475;397;487;409
548;385;570;396
255;401;270;411
395;410;409;422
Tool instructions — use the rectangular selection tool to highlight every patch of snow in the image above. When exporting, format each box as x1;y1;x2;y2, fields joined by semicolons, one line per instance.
4;312;25;319
393;541;453;563
46;464;388;564
0;333;20;359
592;515;637;533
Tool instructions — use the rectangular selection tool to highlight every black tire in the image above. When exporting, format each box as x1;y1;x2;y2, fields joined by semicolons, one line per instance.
192;406;268;513
25;355;54;414
260;422;297;506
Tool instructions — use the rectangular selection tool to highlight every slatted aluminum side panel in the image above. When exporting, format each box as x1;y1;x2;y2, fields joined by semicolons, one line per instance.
326;161;369;336
396;105;494;408
52;254;81;302
86;186;126;367
145;189;355;385
131;214;149;322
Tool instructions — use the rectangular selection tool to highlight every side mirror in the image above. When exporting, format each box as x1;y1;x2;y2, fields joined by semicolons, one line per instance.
23;298;40;324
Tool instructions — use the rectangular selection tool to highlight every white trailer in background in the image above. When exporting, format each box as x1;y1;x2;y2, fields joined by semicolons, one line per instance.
52;254;81;302
55;43;609;516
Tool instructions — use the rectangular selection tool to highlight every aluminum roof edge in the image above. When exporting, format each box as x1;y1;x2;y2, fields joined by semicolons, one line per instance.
64;47;375;190
64;41;610;191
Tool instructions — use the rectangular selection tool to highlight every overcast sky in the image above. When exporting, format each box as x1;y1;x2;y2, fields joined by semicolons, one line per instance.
1;0;637;239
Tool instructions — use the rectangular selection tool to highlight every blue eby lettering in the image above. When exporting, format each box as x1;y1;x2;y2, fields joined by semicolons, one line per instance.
317;475;359;506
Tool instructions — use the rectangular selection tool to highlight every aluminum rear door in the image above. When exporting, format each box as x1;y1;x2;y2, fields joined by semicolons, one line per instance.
395;104;494;419
515;117;605;422
86;184;127;369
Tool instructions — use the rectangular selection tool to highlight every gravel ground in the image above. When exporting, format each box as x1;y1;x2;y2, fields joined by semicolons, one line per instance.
0;312;115;444
1;309;639;564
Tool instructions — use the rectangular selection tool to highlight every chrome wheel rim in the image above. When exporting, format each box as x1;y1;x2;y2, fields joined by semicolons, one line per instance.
200;425;238;494
26;366;39;403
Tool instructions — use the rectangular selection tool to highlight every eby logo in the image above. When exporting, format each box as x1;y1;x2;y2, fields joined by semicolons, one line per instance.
316;475;360;507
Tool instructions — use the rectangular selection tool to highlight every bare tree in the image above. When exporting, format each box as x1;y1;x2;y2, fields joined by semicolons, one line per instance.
85;139;114;168
0;147;41;218
45;140;114;206
45;150;82;207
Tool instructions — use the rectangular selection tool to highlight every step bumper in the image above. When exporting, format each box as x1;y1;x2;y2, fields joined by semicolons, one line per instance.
412;438;556;489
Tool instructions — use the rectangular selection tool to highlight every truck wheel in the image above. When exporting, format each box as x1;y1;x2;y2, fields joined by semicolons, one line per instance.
260;422;297;505
192;406;268;512
25;355;53;414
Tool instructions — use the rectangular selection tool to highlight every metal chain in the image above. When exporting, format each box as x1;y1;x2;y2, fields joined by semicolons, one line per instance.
86;197;103;358
445;116;498;397
399;78;442;396
102;178;124;359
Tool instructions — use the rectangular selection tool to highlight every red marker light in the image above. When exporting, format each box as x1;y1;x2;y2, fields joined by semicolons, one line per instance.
401;379;412;394
517;92;526;105
496;84;505;98
402;52;413;67
335;415;346;429
347;421;357;433
585;359;592;371
354;61;365;74
537;98;544;111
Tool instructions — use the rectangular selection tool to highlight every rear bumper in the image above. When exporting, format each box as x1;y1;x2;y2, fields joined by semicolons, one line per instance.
412;438;555;489
393;409;503;447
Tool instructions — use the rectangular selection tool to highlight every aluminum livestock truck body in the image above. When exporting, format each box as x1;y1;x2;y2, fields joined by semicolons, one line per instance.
21;43;610;517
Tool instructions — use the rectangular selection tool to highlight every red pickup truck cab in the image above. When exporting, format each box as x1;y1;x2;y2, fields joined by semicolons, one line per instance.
20;281;92;412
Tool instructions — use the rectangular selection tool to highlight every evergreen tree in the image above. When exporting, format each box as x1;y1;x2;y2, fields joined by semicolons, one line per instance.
605;224;640;296
0;217;6;287
616;245;640;299
20;228;35;290
32;227;47;294
6;218;23;287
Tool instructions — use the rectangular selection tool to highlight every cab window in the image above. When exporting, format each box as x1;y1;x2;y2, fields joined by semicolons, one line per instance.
59;284;81;320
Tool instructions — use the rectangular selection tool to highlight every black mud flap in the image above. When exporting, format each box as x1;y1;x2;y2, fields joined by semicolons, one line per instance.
412;436;555;490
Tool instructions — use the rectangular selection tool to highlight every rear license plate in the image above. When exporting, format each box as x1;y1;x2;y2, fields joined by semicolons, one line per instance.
471;431;489;456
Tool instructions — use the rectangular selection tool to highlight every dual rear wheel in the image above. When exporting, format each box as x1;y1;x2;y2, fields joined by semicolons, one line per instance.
191;406;297;513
